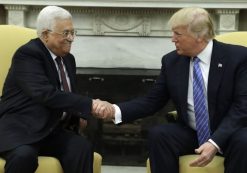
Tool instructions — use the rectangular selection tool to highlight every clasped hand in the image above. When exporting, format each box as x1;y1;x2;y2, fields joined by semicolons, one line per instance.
92;99;115;120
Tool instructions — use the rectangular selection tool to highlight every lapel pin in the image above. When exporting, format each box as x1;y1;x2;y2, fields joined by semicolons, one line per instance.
218;63;223;68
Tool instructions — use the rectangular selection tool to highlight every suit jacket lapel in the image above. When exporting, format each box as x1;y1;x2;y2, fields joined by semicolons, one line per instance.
177;56;190;121
207;40;226;119
36;38;61;89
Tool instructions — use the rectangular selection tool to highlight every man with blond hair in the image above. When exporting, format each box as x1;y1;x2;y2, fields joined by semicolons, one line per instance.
93;7;247;173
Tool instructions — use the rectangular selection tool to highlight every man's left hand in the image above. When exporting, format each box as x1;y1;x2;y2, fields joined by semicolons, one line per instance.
78;118;87;135
189;142;218;167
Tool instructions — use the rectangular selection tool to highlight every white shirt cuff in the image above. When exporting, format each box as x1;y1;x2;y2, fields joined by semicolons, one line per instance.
208;139;223;154
112;104;122;124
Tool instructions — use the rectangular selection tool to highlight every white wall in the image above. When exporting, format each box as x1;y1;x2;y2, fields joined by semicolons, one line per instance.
72;36;175;69
0;0;247;69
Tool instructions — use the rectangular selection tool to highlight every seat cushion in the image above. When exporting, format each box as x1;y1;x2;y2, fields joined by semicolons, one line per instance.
146;155;224;173
36;157;63;173
0;158;4;173
0;152;102;173
179;155;224;173
93;152;102;173
0;157;63;173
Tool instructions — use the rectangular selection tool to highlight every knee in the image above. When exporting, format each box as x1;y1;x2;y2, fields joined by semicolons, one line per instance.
148;126;168;144
72;136;92;153
79;138;92;153
5;146;38;171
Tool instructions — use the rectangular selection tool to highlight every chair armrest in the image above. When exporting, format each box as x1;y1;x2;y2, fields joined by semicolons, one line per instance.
166;111;178;122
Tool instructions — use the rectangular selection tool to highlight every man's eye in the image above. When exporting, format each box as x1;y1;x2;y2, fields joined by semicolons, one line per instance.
63;31;69;36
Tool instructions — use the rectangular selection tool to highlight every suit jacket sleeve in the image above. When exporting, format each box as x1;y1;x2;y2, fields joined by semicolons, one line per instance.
210;44;247;149
117;56;171;123
11;39;92;119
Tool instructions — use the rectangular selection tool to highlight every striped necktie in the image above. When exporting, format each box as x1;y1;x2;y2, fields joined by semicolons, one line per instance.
193;57;211;146
55;57;70;121
55;57;70;92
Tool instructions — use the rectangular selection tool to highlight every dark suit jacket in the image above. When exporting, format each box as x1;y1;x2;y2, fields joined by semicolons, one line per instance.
118;40;247;150
0;38;92;152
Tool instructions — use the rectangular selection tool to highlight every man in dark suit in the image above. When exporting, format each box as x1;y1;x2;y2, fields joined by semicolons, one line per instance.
0;6;93;173
93;7;247;173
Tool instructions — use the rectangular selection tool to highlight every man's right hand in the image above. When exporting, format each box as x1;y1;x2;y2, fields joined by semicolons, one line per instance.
92;99;115;119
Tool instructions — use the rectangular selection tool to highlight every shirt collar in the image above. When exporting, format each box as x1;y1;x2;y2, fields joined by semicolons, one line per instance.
48;50;57;61
196;40;213;65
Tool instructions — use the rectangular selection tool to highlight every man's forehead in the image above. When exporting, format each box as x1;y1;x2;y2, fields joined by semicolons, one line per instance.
53;19;73;29
172;25;188;31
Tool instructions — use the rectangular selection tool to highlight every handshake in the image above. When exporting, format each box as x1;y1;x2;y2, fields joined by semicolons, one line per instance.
91;99;115;120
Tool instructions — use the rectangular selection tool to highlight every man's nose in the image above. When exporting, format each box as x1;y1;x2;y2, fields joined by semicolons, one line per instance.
67;34;74;41
171;35;177;42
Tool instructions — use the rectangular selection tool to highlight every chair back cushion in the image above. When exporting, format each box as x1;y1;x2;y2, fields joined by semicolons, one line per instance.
0;25;36;95
215;32;247;47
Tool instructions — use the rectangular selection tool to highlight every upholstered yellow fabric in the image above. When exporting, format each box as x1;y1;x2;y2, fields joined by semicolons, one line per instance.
215;31;247;47
36;157;63;173
146;158;151;173
0;156;63;173
0;158;4;173
179;155;224;173
0;152;102;173
93;152;102;173
0;25;102;173
146;155;224;173
0;25;37;95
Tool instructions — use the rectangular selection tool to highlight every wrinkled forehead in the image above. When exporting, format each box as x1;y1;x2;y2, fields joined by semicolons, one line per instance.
52;19;73;30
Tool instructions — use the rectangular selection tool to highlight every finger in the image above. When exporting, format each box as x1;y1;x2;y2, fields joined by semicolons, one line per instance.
195;145;203;154
189;157;200;167
97;104;111;118
110;106;115;119
92;100;100;114
189;154;205;167
191;153;212;167
94;102;104;115
79;119;87;129
98;104;108;116
102;105;112;119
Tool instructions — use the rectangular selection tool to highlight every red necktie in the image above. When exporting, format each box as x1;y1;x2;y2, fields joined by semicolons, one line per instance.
55;57;71;121
55;57;70;92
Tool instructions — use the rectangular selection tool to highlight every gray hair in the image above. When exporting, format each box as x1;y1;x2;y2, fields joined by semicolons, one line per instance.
36;6;72;37
168;7;215;40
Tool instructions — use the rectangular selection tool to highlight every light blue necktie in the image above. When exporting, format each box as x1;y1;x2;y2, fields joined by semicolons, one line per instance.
193;57;211;146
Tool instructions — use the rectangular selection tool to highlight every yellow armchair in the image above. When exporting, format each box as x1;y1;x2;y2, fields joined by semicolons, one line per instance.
0;25;102;173
146;155;224;173
146;31;247;173
0;25;37;95
215;31;247;47
0;152;102;173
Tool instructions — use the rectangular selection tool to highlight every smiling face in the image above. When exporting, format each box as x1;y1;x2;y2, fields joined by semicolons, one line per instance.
42;19;74;57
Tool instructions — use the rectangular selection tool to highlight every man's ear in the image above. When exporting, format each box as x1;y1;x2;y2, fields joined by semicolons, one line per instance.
196;36;204;43
41;30;49;42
